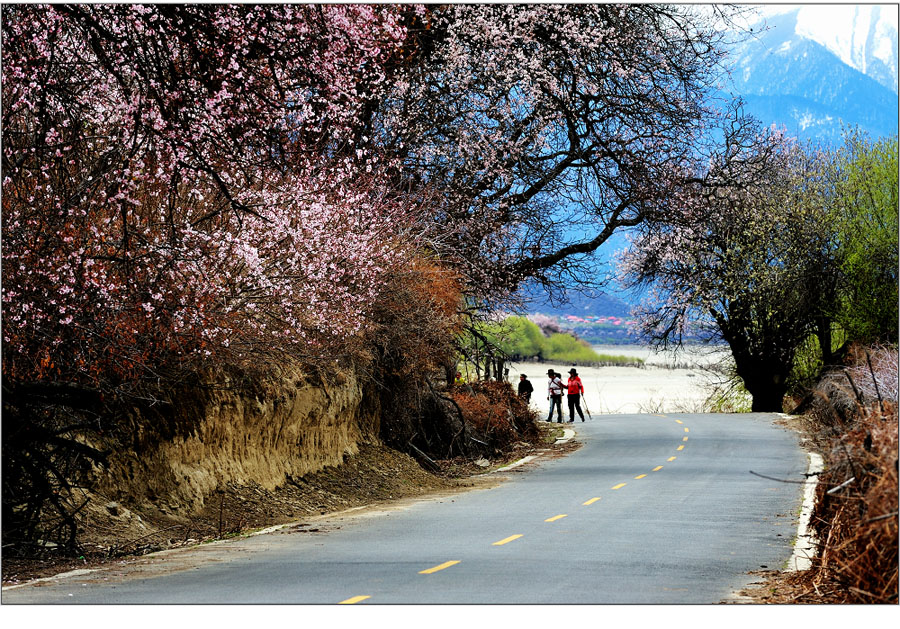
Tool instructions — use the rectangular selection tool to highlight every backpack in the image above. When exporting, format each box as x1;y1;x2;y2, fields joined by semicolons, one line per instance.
549;376;563;396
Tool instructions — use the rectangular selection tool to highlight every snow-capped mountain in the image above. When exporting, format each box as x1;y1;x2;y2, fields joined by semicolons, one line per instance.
792;5;898;92
726;6;898;143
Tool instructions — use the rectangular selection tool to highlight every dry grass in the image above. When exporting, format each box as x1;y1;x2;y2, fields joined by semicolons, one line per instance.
748;345;898;604
807;401;898;603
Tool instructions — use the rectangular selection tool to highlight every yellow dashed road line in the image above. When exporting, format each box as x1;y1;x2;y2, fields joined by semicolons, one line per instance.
563;420;692;529
339;595;371;604
419;560;460;574
545;514;568;522
675;419;683;424
410;418;696;589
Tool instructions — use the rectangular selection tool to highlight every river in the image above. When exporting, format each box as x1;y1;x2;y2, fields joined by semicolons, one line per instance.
507;344;737;415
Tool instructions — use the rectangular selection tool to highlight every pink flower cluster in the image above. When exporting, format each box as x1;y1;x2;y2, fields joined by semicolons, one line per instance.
1;4;414;382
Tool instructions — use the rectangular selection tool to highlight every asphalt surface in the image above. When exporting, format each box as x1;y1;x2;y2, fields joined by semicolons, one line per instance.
2;413;808;605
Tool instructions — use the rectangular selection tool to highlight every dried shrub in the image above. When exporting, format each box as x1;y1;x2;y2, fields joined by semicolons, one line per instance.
800;344;899;603
802;345;898;436
364;255;482;460
365;255;463;380
844;344;899;405
810;405;898;603
451;380;541;450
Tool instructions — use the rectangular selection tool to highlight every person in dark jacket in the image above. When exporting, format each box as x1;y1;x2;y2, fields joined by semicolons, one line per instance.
518;374;534;402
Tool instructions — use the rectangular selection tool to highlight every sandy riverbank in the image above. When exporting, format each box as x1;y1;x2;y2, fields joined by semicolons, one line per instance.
506;345;734;415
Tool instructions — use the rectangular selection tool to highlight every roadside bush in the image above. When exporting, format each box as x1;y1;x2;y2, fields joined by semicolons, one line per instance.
364;255;507;462
364;255;463;381
451;380;541;450
797;344;898;603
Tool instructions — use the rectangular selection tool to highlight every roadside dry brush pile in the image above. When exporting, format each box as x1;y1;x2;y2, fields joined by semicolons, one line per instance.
1;372;188;557
450;380;542;451
802;345;898;603
2;384;112;556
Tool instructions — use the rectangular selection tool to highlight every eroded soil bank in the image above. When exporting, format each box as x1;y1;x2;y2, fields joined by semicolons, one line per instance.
2;429;571;586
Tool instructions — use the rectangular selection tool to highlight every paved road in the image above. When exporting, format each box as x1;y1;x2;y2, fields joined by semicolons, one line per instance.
3;413;808;604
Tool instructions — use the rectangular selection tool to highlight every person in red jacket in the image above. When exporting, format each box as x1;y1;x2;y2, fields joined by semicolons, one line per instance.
565;368;585;423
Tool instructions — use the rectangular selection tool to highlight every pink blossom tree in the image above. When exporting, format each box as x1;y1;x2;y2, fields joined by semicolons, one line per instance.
2;4;416;392
372;4;748;305
1;3;420;551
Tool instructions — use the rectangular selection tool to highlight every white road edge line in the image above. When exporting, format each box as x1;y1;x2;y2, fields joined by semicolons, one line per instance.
492;426;574;472
788;451;824;571
2;568;96;591
555;428;575;444
2;503;378;591
493;455;538;472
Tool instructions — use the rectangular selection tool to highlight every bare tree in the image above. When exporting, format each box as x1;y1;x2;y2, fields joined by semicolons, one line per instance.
374;4;748;303
620;111;839;411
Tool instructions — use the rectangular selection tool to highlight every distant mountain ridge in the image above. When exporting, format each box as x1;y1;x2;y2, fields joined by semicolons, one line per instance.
728;7;898;143
526;288;632;318
792;5;898;93
529;6;898;318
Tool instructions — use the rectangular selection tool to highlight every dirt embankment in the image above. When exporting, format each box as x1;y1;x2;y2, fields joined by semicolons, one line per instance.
2;364;563;585
94;366;379;517
71;365;384;551
4;363;379;582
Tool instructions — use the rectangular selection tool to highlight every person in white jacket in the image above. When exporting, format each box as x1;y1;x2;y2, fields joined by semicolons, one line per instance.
546;369;564;423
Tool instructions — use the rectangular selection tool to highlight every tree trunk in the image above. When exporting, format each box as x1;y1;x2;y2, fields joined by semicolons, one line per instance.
728;344;791;413
745;378;788;412
494;358;506;382
817;317;834;366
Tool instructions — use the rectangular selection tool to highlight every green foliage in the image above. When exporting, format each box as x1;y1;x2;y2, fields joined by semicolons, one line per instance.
491;316;547;358
783;130;896;396
544;333;602;362
829;131;899;344
464;315;639;365
788;326;851;395
788;335;825;394
700;372;754;413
